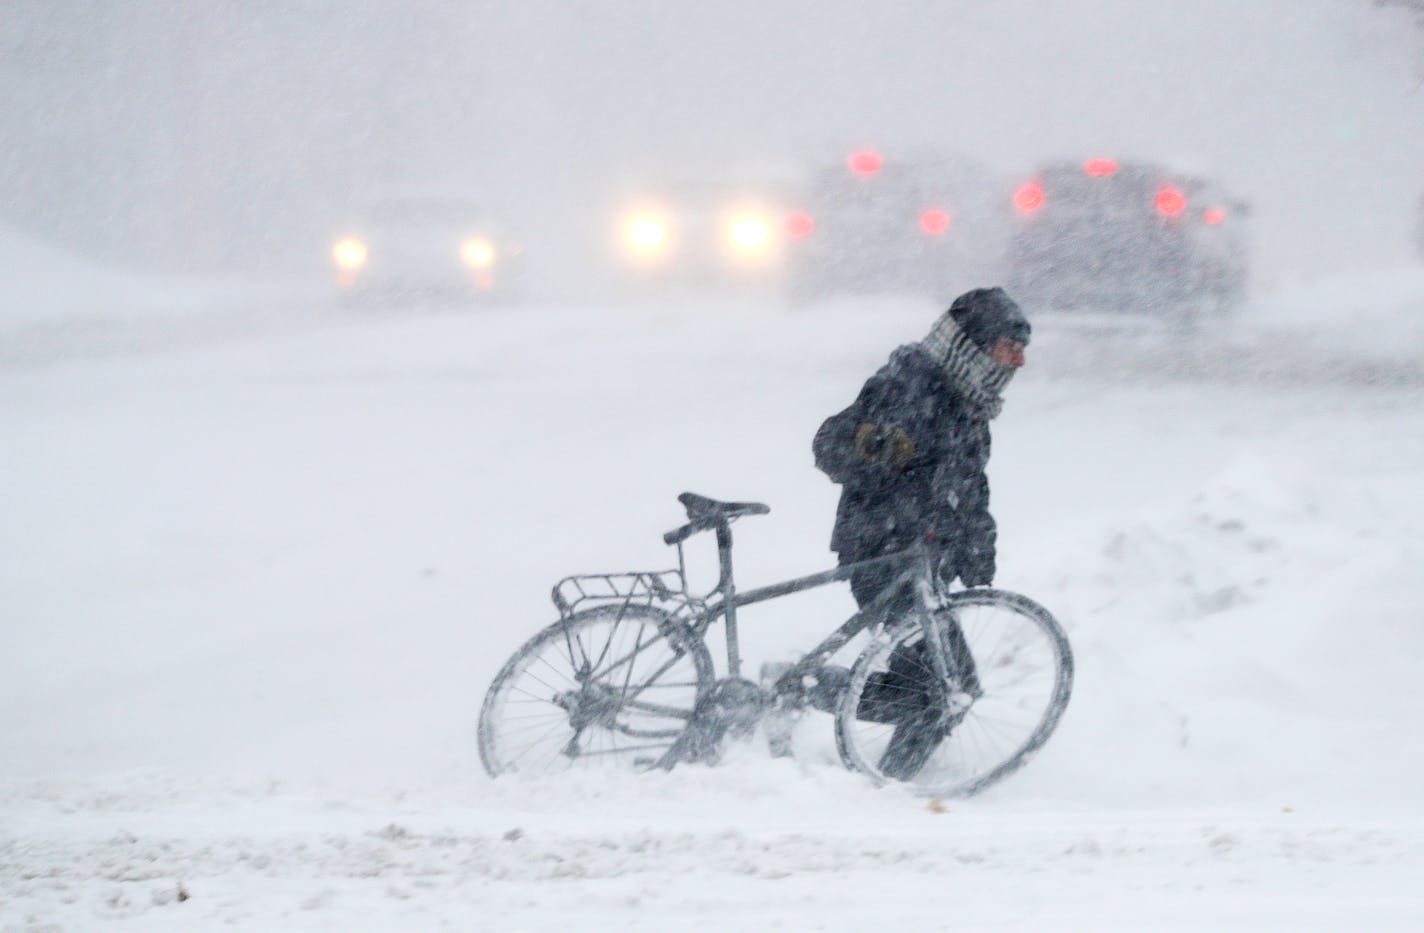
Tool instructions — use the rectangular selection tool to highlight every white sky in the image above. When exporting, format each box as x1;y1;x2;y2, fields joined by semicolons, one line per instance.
1;0;1421;284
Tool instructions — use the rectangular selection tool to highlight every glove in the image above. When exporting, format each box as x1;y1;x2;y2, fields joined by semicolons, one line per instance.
853;422;916;471
959;562;994;588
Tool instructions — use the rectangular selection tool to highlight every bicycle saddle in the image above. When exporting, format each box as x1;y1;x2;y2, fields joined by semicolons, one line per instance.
664;492;771;544
678;492;770;522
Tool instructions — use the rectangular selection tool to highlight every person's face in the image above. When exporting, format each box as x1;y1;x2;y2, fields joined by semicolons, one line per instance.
990;337;1027;369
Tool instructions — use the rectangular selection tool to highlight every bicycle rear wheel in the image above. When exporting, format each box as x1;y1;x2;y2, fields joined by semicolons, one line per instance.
478;604;714;777
835;589;1073;797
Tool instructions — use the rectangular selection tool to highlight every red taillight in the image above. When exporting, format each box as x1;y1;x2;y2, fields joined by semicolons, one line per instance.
1202;207;1226;225
1013;182;1044;213
785;211;815;238
848;150;883;176
919;208;951;235
1083;158;1118;177
1155;185;1187;218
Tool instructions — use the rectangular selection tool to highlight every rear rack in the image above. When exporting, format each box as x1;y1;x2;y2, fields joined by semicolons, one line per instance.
551;569;690;618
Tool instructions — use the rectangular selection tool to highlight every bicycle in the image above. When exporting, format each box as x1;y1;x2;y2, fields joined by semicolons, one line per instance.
478;492;1074;797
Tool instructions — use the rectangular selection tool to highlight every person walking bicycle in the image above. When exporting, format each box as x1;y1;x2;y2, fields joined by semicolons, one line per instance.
809;286;1032;779
477;287;1072;796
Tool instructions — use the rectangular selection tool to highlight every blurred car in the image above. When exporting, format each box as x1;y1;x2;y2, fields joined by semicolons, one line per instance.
609;177;798;294
330;191;524;304
1003;157;1250;319
782;150;1005;304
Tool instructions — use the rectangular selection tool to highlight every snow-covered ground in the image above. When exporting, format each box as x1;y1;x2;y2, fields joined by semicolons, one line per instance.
0;226;330;368
3;236;1423;929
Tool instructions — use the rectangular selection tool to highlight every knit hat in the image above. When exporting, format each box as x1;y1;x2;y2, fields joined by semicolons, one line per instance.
946;287;1031;351
918;287;1030;420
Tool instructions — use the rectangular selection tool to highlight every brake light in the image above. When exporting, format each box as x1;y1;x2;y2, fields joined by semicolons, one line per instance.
848;150;883;176
785;211;815;238
1083;158;1118;177
1155;185;1187;218
1013;182;1044;213
1202;207;1226;225
919;209;951;235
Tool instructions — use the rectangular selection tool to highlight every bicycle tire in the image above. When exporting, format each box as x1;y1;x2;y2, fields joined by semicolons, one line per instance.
834;589;1073;797
478;603;714;777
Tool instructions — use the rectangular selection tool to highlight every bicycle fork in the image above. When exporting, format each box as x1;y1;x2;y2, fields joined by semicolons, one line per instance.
912;564;984;720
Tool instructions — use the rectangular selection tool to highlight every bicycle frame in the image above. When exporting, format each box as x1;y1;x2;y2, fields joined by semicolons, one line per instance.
484;507;1069;790
679;522;953;690
546;512;980;727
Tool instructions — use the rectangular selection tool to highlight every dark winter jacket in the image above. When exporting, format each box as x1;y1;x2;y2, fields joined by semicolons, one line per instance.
813;344;996;586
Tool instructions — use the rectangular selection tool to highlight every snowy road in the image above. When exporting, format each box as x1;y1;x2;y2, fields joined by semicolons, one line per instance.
3;279;1423;929
5;775;1420;932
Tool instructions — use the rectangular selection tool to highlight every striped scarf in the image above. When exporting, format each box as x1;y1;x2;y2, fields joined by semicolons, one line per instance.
919;312;1015;421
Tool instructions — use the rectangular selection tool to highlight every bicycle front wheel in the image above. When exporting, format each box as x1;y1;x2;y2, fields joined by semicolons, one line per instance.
478;604;714;777
835;589;1073;797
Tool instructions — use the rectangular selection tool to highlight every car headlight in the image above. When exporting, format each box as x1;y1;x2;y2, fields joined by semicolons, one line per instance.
728;217;771;252
460;238;496;268
332;237;368;270
624;215;669;255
